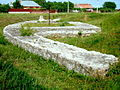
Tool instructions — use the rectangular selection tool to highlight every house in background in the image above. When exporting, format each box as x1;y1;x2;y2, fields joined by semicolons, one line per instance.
20;0;41;9
74;4;94;12
10;0;42;9
9;0;57;13
74;4;93;9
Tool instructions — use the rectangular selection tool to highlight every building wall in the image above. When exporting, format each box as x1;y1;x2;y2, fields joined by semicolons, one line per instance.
9;9;57;13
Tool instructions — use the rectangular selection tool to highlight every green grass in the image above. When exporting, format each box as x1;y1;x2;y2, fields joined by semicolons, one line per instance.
20;26;35;36
23;22;74;27
0;13;120;89
51;13;120;58
21;21;74;36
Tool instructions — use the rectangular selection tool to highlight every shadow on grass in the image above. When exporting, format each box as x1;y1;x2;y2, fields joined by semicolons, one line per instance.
0;60;47;90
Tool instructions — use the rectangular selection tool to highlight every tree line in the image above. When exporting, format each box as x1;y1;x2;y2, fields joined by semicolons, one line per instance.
100;2;116;12
43;1;74;12
32;0;74;12
0;4;10;13
0;0;117;13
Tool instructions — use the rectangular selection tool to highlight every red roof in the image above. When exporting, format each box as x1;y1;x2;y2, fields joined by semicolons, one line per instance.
74;4;93;8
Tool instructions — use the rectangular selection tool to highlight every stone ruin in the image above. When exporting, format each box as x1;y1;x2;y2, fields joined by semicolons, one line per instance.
3;20;118;77
39;15;47;22
38;15;60;23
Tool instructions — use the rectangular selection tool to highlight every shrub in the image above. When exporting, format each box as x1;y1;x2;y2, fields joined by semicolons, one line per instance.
100;8;114;12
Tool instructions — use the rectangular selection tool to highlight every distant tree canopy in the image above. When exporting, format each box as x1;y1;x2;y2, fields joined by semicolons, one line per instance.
43;1;74;12
0;4;10;13
33;0;46;7
103;2;116;10
13;0;23;9
33;0;74;12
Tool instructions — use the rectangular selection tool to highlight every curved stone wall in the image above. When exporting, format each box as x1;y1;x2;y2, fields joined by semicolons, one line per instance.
3;20;118;77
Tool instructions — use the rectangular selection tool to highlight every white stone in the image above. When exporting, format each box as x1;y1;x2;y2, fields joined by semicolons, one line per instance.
53;18;60;22
38;15;47;22
3;20;118;77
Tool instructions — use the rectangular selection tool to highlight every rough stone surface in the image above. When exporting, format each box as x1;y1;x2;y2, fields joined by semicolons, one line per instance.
3;20;118;77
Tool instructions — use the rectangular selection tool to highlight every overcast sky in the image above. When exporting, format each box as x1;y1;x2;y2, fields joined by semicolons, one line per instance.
0;0;120;9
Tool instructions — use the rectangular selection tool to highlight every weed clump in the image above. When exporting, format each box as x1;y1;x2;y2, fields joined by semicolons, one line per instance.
20;26;35;36
60;22;69;26
78;31;82;36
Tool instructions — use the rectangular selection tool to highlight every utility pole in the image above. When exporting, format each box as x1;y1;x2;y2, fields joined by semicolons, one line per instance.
67;0;69;13
48;1;51;25
96;0;99;13
49;6;50;25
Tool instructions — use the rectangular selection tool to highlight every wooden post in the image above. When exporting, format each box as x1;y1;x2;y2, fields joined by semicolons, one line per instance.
49;7;50;25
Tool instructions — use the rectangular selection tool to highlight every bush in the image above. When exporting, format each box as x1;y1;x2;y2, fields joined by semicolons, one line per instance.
100;8;114;12
0;4;10;13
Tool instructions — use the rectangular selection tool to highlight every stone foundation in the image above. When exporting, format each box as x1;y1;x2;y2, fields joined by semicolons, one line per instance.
3;20;118;77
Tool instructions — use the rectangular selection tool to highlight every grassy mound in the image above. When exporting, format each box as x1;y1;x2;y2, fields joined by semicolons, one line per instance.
0;13;120;89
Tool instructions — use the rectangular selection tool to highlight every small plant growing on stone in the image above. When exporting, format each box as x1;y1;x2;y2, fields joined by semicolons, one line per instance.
60;22;69;26
37;21;40;23
64;21;69;24
37;21;47;23
20;25;35;36
78;31;82;36
60;22;65;26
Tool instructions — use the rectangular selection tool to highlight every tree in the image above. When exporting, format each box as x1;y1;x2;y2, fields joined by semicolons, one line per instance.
13;0;23;9
0;4;10;13
33;0;46;7
44;1;52;10
103;2;116;10
69;1;74;10
42;1;74;12
33;0;74;12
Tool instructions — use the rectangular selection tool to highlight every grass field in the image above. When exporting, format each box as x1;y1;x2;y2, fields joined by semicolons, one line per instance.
23;22;74;27
52;13;120;58
0;13;120;89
